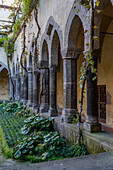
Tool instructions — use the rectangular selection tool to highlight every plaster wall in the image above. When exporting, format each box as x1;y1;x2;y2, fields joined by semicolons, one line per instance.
13;0;75;66
98;20;113;127
39;0;74;44
0;47;7;66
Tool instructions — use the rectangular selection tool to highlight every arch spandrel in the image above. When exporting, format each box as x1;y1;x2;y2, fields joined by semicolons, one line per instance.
0;61;8;73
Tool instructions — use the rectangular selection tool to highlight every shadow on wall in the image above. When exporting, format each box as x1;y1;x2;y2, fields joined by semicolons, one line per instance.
0;68;9;100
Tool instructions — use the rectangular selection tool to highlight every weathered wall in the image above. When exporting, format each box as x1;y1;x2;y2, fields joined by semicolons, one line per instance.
13;0;75;66
0;69;9;100
98;20;113;127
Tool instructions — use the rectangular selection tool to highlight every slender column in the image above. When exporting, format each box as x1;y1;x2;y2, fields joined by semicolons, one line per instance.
39;60;49;113
23;72;28;104
15;74;18;100
49;65;58;116
33;70;39;110
9;78;13;99
20;75;24;102
61;48;81;123
12;75;16;100
28;66;33;107
84;49;101;132
18;75;21;101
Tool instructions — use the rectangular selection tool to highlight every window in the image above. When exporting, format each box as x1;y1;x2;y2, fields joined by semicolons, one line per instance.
98;85;106;123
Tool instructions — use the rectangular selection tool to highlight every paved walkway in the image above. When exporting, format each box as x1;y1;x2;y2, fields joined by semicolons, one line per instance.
0;151;113;170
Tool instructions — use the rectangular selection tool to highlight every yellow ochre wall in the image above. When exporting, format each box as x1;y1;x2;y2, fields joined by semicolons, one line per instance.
57;55;63;112
0;69;9;100
98;20;113;127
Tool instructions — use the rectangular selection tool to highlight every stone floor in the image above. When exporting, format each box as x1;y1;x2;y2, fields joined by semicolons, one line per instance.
0;152;113;170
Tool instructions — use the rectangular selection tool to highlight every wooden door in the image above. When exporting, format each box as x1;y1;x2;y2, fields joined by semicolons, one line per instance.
98;85;106;123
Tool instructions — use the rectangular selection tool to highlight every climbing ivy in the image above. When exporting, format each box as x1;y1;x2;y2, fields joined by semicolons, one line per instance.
74;0;101;146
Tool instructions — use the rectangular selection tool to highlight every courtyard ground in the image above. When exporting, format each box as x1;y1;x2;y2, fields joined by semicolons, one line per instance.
0;150;113;170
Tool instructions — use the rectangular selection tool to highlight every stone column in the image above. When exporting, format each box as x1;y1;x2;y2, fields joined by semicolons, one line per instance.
49;65;58;116
12;75;16;100
15;74;18;101
39;60;49;113
61;48;81;123
17;75;21;101
33;70;39;110
20;75;24;102
23;72;28;104
9;78;13;99
28;66;33;107
84;49;101;132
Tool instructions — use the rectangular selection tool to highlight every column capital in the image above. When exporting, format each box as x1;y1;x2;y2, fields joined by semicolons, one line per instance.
27;66;33;72
39;60;49;69
49;64;57;69
34;69;40;75
62;47;81;60
23;72;28;78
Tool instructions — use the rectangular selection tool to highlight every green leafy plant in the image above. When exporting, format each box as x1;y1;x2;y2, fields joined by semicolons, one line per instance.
13;113;88;162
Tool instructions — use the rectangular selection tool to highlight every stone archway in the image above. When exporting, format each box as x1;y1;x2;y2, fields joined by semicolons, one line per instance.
40;16;64;116
40;40;49;113
49;30;63;116
62;14;83;123
0;63;9;100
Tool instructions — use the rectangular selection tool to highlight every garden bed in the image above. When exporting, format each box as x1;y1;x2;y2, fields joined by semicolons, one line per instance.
0;102;88;163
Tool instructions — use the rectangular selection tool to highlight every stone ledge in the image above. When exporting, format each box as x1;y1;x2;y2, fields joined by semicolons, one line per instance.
40;113;113;154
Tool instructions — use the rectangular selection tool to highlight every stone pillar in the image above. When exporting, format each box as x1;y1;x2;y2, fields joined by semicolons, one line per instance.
20;75;24;102
18;75;21;101
15;74;18;101
28;66;33;107
49;65;58;116
39;60;49;113
33;70;39;110
84;49;101;132
12;75;16;100
9;78;13;99
23;72;28;104
61;48;81;123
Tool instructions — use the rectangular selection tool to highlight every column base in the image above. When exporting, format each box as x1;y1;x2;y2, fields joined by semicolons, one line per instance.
23;100;27;105
33;104;38;110
40;103;49;113
27;101;33;108
84;121;101;133
49;107;58;117
61;108;77;123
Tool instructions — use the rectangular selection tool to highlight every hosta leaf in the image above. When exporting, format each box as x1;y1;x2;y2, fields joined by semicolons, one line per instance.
33;135;39;140
14;150;21;159
22;149;28;154
21;128;30;135
27;145;34;149
27;140;34;146
24;116;34;123
41;152;49;160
